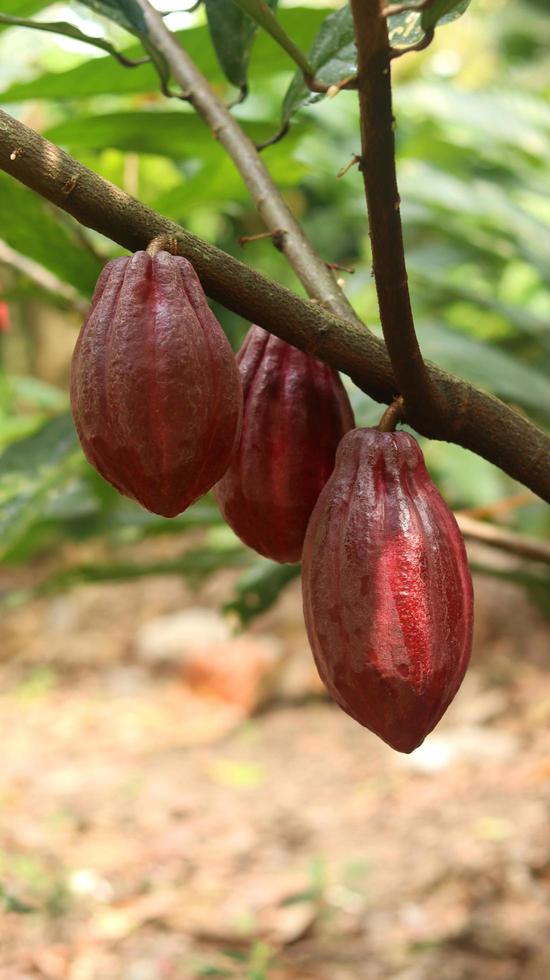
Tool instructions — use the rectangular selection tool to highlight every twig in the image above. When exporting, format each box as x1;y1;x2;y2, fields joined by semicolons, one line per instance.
350;0;444;430
239;229;286;249
456;515;550;566
459;491;535;521
0;109;549;502
0;238;88;313
134;0;360;326
337;155;361;179
325;261;355;274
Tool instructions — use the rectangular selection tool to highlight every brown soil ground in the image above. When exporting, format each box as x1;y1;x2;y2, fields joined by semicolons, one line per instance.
0;542;549;980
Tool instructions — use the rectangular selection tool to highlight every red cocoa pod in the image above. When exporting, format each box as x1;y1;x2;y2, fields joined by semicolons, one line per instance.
70;251;242;517
302;427;473;753
215;325;355;563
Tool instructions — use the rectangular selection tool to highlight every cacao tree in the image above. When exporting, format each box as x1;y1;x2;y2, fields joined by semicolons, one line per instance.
0;0;549;742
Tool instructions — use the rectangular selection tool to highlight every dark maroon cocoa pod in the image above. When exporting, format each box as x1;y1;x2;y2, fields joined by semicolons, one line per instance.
214;325;355;564
70;251;242;517
302;428;474;753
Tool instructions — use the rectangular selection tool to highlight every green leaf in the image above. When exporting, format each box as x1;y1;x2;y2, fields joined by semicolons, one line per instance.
224;559;300;626
0;413;81;558
0;0;48;33
282;0;472;123
0;173;102;297
44;110;278;160
76;0;147;36
282;5;355;125
77;0;172;95
230;0;312;74
0;14;149;66
205;0;277;91
421;0;471;33
388;0;470;47
0;9;326;102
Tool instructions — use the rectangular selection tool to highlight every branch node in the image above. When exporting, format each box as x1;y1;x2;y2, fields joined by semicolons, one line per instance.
61;175;78;196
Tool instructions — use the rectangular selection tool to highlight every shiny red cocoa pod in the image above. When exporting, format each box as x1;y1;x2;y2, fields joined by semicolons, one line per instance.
302;427;474;753
70;250;242;517
215;325;355;563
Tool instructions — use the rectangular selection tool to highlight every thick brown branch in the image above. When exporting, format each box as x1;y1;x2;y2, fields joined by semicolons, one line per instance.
135;0;360;325
350;0;443;428
0;109;549;502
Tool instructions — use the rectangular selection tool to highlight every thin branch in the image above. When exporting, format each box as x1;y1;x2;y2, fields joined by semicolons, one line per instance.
134;0;359;326
459;491;535;521
239;229;286;248
456;514;550;566
350;0;444;429
0;239;88;313
0;109;549;502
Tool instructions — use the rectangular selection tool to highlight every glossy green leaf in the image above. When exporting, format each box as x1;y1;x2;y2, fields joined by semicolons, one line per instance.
282;5;355;125
282;0;472;123
230;0;311;74
205;0;277;91
421;0;471;33
76;0;147;36
77;0;171;95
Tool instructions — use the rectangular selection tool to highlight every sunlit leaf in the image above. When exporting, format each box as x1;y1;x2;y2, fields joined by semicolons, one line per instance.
205;0;277;91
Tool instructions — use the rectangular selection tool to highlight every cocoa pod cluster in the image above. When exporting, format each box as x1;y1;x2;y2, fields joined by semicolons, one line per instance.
71;250;473;753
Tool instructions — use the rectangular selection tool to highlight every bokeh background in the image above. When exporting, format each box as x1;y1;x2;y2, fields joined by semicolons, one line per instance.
0;1;549;977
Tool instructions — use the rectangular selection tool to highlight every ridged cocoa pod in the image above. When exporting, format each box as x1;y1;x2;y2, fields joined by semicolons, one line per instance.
71;251;242;517
302;428;473;753
215;325;355;563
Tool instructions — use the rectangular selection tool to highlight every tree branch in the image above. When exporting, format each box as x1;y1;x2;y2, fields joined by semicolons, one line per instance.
0;238;88;313
134;0;360;325
350;0;444;428
0;108;549;503
456;514;550;565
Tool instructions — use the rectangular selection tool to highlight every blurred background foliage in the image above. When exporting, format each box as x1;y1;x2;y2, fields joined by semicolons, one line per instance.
0;0;549;615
